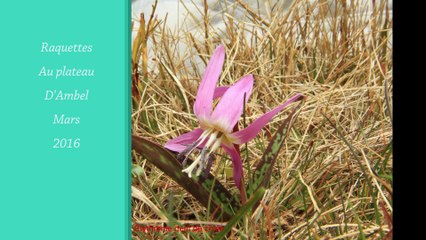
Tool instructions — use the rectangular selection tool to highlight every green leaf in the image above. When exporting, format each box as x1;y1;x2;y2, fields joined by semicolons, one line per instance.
132;135;240;221
248;99;304;209
212;187;266;240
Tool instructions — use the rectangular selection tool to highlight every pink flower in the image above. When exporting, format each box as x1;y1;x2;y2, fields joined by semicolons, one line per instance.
165;45;303;190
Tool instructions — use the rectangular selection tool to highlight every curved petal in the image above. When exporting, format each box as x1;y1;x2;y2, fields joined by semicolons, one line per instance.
230;94;304;144
221;144;243;190
193;45;226;120
164;128;204;152
213;86;229;99
210;75;254;132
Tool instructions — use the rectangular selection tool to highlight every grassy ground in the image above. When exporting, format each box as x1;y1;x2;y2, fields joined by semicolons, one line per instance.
131;0;392;239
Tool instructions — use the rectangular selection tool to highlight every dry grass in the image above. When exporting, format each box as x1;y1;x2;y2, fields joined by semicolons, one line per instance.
131;0;392;239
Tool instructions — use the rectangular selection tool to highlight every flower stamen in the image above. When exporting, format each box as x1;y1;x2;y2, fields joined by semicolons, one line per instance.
196;133;223;176
182;155;201;178
199;146;208;173
179;129;213;166
204;154;215;175
183;130;225;177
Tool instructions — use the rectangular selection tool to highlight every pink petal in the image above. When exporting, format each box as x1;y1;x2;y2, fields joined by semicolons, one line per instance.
221;144;243;190
164;128;204;152
213;86;229;99
193;45;226;120
230;94;304;144
210;75;254;132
